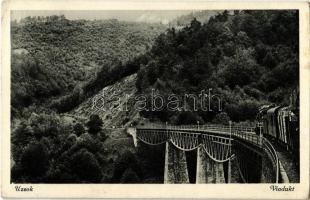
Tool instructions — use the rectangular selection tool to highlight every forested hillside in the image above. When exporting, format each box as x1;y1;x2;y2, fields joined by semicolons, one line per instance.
135;10;299;123
11;16;166;117
53;10;299;123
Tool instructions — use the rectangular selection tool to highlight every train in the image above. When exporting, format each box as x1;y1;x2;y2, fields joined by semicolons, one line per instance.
256;104;299;155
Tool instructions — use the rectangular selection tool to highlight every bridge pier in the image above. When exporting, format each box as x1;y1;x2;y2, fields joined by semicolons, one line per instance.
164;142;189;183
260;153;277;183
234;141;263;183
196;146;226;183
228;159;231;183
226;156;243;183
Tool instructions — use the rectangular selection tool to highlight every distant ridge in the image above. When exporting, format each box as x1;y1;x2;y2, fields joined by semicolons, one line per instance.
168;10;221;28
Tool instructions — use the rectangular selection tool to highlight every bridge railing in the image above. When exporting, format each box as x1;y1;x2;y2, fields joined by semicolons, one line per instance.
137;124;259;147
232;131;261;147
262;137;280;183
137;124;255;133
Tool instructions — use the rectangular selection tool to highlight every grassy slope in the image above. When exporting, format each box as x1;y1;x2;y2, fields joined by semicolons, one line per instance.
70;73;139;128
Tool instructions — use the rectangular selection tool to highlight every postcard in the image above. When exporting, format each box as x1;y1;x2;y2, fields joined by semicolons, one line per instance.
1;0;309;199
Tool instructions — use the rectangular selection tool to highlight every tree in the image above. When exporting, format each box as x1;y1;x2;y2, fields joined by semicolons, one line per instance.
262;51;277;68
112;150;142;183
20;142;49;178
70;148;102;183
176;112;204;125
12;121;33;147
73;123;85;136
212;112;230;125
86;114;103;135
190;17;201;31
219;48;261;88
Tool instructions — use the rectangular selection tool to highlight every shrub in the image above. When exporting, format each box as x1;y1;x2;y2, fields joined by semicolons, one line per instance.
73;123;85;136
212;112;230;125
120;168;140;183
176;112;204;125
86;114;103;135
112;150;142;183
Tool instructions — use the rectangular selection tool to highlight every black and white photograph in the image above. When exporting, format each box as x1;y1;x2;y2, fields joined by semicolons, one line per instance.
9;9;301;185
2;0;310;198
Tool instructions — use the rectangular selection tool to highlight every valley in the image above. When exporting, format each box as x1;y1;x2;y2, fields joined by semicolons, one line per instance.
10;10;299;183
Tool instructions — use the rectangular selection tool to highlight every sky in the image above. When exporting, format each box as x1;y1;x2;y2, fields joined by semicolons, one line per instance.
11;10;196;24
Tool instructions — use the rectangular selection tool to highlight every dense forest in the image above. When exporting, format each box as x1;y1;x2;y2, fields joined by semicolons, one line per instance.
11;112;148;183
11;10;299;183
135;10;299;123
52;10;299;123
11;15;166;118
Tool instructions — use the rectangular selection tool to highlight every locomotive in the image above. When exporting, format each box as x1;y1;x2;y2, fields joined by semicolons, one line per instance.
256;104;299;154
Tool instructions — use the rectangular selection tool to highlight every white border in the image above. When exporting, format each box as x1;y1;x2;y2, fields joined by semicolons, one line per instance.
1;0;309;199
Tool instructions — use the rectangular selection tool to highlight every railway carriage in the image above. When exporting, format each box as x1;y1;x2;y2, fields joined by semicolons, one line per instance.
277;107;289;146
266;106;281;139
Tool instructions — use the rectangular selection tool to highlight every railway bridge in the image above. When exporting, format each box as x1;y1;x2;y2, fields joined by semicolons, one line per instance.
128;123;285;184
